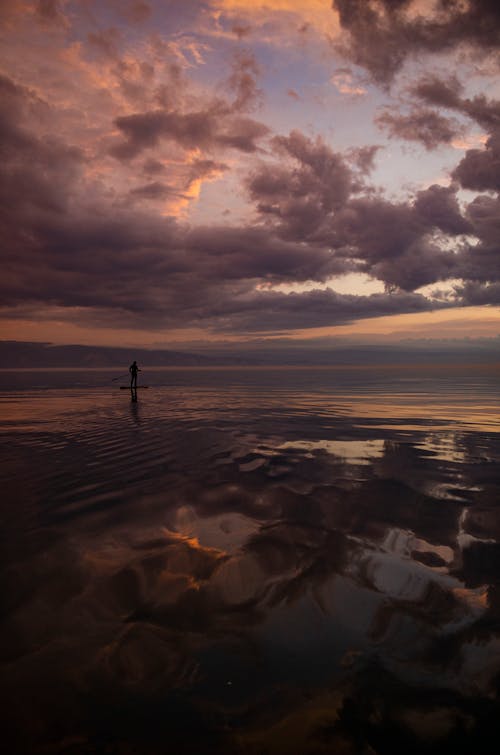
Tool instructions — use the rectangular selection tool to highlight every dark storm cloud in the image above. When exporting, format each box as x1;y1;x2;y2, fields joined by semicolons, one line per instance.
0;67;491;335
215;117;270;153
332;0;412;84
413;75;500;132
413;184;472;236
466;194;500;248
118;0;152;24
331;197;420;262
129;182;179;200
453;132;500;192
110;110;215;158
410;74;500;191
245;128;479;292
0;74;84;217
0;121;349;328
455;281;500;305
232;23;252;39
110;109;269;159
0;126;449;331
411;74;464;110
183;225;346;281
110;49;266;159
246;135;471;289
142;158;166;175
330;196;461;290
246;130;354;240
248;124;498;292
347;145;381;174
453;195;500;289
333;0;500;84
35;0;67;25
205;288;442;332
370;237;458;291
1;72;350;333
226;50;262;112
273;130;353;207
132;159;227;200
375;107;461;150
87;27;122;59
187;158;228;180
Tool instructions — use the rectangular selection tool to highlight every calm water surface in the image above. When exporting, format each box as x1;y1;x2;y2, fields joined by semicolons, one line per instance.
1;366;500;754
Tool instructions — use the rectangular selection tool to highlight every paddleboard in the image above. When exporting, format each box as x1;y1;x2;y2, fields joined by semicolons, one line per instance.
119;386;149;389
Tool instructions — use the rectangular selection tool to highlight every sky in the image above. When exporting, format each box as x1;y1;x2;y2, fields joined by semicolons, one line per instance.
1;0;500;351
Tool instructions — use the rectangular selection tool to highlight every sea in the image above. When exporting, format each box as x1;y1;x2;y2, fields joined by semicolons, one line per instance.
1;365;499;754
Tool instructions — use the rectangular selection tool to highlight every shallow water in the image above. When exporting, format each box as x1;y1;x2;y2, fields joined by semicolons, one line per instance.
1;366;500;754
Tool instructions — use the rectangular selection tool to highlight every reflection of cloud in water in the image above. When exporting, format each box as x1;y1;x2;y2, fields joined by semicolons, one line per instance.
381;527;456;577
278;438;385;464
415;429;498;466
1;368;500;752
168;504;259;552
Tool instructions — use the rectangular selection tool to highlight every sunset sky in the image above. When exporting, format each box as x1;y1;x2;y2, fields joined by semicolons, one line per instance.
1;0;500;350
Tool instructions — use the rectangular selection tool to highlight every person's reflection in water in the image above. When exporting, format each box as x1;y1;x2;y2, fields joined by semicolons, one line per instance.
130;394;140;420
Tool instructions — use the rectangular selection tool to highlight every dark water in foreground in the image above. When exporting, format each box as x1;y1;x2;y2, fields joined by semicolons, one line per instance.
1;366;500;754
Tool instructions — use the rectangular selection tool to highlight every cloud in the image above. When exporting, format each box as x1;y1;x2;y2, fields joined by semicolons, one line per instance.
110;109;217;159
108;45;267;157
347;145;381;174
452;132;500;191
413;184;472;236
225;50;263;112
202;287;445;332
1;3;499;341
35;0;68;27
0;121;453;333
87;27;122;60
0;68;479;335
455;281;500;305
331;68;367;97
333;0;500;84
231;22;252;38
215;0;341;41
116;0;152;24
0;74;84;218
411;73;464;110
376;107;462;150
244;128;478;293
329;195;464;290
246;129;354;240
370;237;458;291
455;195;500;286
110;97;269;160
413;74;500;132
215;116;270;152
129;182;180;200
410;74;500;191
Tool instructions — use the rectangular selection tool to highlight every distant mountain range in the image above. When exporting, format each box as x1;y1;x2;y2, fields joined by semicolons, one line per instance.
1;339;499;368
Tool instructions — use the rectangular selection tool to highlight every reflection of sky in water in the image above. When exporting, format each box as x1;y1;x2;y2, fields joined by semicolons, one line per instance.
168;505;258;552
1;368;500;753
278;438;385;464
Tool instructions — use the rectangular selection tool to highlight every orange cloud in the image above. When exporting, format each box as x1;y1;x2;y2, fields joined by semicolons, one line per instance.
331;70;367;97
214;0;341;38
287;306;500;341
451;132;488;150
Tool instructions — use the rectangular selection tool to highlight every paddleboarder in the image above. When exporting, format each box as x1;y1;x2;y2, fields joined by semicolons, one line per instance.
129;360;140;390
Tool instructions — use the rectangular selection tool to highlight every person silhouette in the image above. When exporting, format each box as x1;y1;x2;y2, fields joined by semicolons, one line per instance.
129;360;140;390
